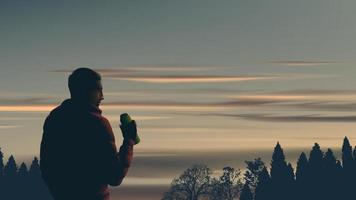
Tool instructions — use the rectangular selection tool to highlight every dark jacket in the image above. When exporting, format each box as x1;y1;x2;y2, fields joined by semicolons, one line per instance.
40;98;134;200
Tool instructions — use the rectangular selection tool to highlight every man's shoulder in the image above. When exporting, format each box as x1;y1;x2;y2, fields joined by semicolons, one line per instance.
88;113;113;134
88;111;110;125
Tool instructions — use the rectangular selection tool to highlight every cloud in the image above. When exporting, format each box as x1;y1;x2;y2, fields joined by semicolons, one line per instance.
105;115;173;122
105;88;246;96
268;60;339;66
50;66;213;75
50;68;132;74
0;97;53;105
0;117;41;121
0;125;22;129
292;102;356;112
51;67;283;83
1;89;355;112
0;105;55;112
218;113;356;123
108;75;278;83
271;89;356;95
0;102;228;112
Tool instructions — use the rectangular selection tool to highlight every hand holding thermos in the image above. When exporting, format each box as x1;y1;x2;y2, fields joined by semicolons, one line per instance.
120;113;140;145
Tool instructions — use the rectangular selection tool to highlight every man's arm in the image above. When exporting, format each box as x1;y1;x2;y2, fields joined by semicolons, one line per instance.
98;117;134;186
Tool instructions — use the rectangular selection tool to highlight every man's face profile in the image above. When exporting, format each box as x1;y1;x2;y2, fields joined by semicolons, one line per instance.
89;80;104;107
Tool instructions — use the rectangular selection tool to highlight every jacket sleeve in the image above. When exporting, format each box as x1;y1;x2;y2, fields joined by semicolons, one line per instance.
98;117;134;186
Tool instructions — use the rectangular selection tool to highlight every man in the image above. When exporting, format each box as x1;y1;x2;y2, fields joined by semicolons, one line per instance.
40;68;137;200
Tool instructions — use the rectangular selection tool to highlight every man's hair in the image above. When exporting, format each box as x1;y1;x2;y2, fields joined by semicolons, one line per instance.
68;68;101;99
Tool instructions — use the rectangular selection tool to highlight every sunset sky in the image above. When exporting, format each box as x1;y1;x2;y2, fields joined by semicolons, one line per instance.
2;1;356;199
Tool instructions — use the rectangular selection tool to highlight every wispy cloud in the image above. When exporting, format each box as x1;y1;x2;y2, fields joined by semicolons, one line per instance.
292;102;356;112
0;102;228;112
268;60;339;66
271;89;356;95
51;67;282;83
108;75;278;83
105;115;173;122
217;113;356;123
103;101;229;111
50;66;213;74
0;97;53;105
0;105;55;112
0;117;42;120
228;94;356;102
0;125;22;129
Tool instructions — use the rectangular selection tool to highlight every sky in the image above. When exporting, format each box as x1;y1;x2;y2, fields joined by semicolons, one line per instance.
2;0;356;199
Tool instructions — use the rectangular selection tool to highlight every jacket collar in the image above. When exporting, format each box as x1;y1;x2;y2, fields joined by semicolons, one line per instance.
61;98;102;114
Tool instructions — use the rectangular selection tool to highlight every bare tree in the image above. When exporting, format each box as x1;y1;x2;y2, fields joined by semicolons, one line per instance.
162;165;212;200
210;167;242;200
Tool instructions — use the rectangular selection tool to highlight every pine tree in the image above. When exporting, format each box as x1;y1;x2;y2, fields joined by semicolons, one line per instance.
295;152;309;200
342;137;353;170
341;137;353;199
296;152;308;183
286;163;295;182
322;149;338;200
240;183;253;200
270;142;290;200
270;142;288;182
4;155;18;177
18;162;28;177
29;157;41;177
308;143;324;200
309;143;324;167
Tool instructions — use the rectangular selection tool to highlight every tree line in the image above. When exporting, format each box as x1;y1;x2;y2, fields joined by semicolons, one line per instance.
1;137;355;200
162;137;356;200
0;149;53;200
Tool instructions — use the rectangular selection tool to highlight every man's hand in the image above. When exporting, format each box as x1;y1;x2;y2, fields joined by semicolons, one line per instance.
120;120;137;141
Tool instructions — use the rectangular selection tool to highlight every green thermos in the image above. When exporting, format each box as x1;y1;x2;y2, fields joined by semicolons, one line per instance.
120;113;140;144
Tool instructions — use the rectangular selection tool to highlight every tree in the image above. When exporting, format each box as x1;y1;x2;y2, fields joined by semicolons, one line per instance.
270;142;290;200
4;155;18;177
210;166;242;200
0;148;4;177
286;163;295;184
296;152;308;183
29;157;41;177
342;137;353;170
18;162;28;177
244;158;265;191
341;137;354;200
163;165;212;200
240;182;253;200
270;142;288;182
254;167;271;200
308;143;324;200
322;149;338;200
295;152;309;200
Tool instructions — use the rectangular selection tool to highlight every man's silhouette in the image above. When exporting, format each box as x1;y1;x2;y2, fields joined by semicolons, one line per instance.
40;68;136;200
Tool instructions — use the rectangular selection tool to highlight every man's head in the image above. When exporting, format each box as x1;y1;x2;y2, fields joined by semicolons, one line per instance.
68;68;104;107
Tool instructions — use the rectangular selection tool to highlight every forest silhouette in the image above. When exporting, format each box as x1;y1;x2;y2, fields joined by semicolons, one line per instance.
163;137;356;200
0;137;355;200
0;150;53;199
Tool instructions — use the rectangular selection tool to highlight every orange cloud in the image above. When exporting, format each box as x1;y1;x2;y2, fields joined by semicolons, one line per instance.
269;60;338;66
0;105;55;112
0;125;22;129
110;75;277;83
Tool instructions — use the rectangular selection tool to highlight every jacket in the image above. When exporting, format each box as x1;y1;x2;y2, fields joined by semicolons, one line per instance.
40;98;134;200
